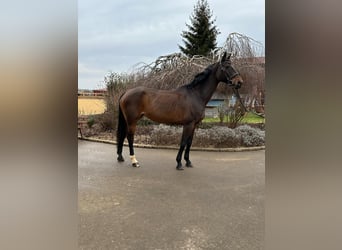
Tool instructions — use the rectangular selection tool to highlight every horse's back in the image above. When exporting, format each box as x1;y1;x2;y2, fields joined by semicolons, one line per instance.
122;86;182;104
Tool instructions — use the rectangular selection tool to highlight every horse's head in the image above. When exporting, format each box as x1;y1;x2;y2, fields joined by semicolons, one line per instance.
217;52;243;89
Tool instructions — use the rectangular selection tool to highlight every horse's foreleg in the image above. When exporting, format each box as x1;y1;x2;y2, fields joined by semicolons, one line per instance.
184;137;194;168
176;143;186;170
184;125;196;167
176;123;195;170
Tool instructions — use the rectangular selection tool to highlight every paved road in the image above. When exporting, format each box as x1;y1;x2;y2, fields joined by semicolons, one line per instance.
79;140;264;250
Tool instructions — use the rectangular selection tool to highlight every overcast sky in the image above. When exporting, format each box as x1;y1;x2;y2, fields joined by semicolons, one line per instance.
78;0;265;90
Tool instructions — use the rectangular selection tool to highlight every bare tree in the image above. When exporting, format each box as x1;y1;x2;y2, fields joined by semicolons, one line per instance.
104;32;265;129
218;32;264;58
103;72;132;129
132;53;215;90
217;32;265;114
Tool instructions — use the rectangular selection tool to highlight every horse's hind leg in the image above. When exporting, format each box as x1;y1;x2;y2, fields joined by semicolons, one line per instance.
127;124;140;168
117;104;127;162
117;133;125;162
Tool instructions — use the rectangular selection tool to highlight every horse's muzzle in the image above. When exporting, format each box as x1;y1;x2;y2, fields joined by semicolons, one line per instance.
235;82;242;89
227;81;241;89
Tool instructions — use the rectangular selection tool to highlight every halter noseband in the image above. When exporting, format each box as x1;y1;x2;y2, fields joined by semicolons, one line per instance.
220;62;239;83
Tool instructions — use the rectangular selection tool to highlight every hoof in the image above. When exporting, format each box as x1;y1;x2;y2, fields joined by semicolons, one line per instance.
186;161;193;168
117;155;124;162
176;164;184;170
132;162;140;168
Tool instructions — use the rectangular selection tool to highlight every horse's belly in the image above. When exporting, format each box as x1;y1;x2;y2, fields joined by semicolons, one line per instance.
145;110;186;124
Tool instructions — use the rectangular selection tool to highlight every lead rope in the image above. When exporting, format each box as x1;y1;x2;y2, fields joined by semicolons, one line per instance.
231;87;265;118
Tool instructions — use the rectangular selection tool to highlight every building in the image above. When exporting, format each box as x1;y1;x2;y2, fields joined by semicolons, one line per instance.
205;92;233;118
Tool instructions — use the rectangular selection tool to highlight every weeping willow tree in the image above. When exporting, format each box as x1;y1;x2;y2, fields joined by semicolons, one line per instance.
218;32;264;58
132;53;215;90
217;32;265;116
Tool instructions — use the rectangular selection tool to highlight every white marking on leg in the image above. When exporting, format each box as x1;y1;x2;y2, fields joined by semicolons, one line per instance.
130;155;138;164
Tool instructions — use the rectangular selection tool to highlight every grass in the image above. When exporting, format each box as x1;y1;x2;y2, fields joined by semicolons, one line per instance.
203;112;265;124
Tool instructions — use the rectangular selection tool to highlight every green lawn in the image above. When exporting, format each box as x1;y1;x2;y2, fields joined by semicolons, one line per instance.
203;112;265;124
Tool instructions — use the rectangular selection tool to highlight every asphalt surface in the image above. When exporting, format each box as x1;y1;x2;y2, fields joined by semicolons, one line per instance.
79;140;264;250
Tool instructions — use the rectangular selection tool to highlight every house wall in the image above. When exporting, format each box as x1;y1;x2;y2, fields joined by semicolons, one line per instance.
205;107;218;118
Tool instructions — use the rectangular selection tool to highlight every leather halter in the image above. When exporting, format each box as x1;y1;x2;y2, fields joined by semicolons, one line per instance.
220;62;239;83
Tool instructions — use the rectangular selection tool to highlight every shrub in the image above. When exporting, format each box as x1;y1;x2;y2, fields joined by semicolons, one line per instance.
137;117;158;126
83;123;102;137
149;124;182;146
235;124;265;146
104;72;132;129
217;103;226;123
148;124;264;148
96;111;115;131
227;103;245;128
193;126;240;147
87;116;95;128
197;121;213;129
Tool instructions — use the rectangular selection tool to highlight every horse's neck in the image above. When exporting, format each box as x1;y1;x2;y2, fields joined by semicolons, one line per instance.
197;72;220;105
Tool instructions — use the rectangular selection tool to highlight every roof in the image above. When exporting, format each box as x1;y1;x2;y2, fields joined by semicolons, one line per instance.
207;100;224;107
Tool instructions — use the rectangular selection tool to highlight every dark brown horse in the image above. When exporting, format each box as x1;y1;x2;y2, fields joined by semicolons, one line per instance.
116;52;243;170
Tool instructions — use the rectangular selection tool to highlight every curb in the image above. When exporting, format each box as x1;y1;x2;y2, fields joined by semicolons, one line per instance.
78;136;265;152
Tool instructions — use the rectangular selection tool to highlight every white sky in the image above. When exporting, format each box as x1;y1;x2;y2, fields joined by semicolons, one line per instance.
78;0;265;89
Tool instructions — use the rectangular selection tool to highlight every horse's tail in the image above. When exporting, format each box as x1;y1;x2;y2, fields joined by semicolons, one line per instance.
116;98;127;156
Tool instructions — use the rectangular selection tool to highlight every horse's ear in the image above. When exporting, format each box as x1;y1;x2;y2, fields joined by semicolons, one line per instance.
221;52;227;62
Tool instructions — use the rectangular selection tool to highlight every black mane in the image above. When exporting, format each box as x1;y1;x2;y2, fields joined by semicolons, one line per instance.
185;64;214;89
